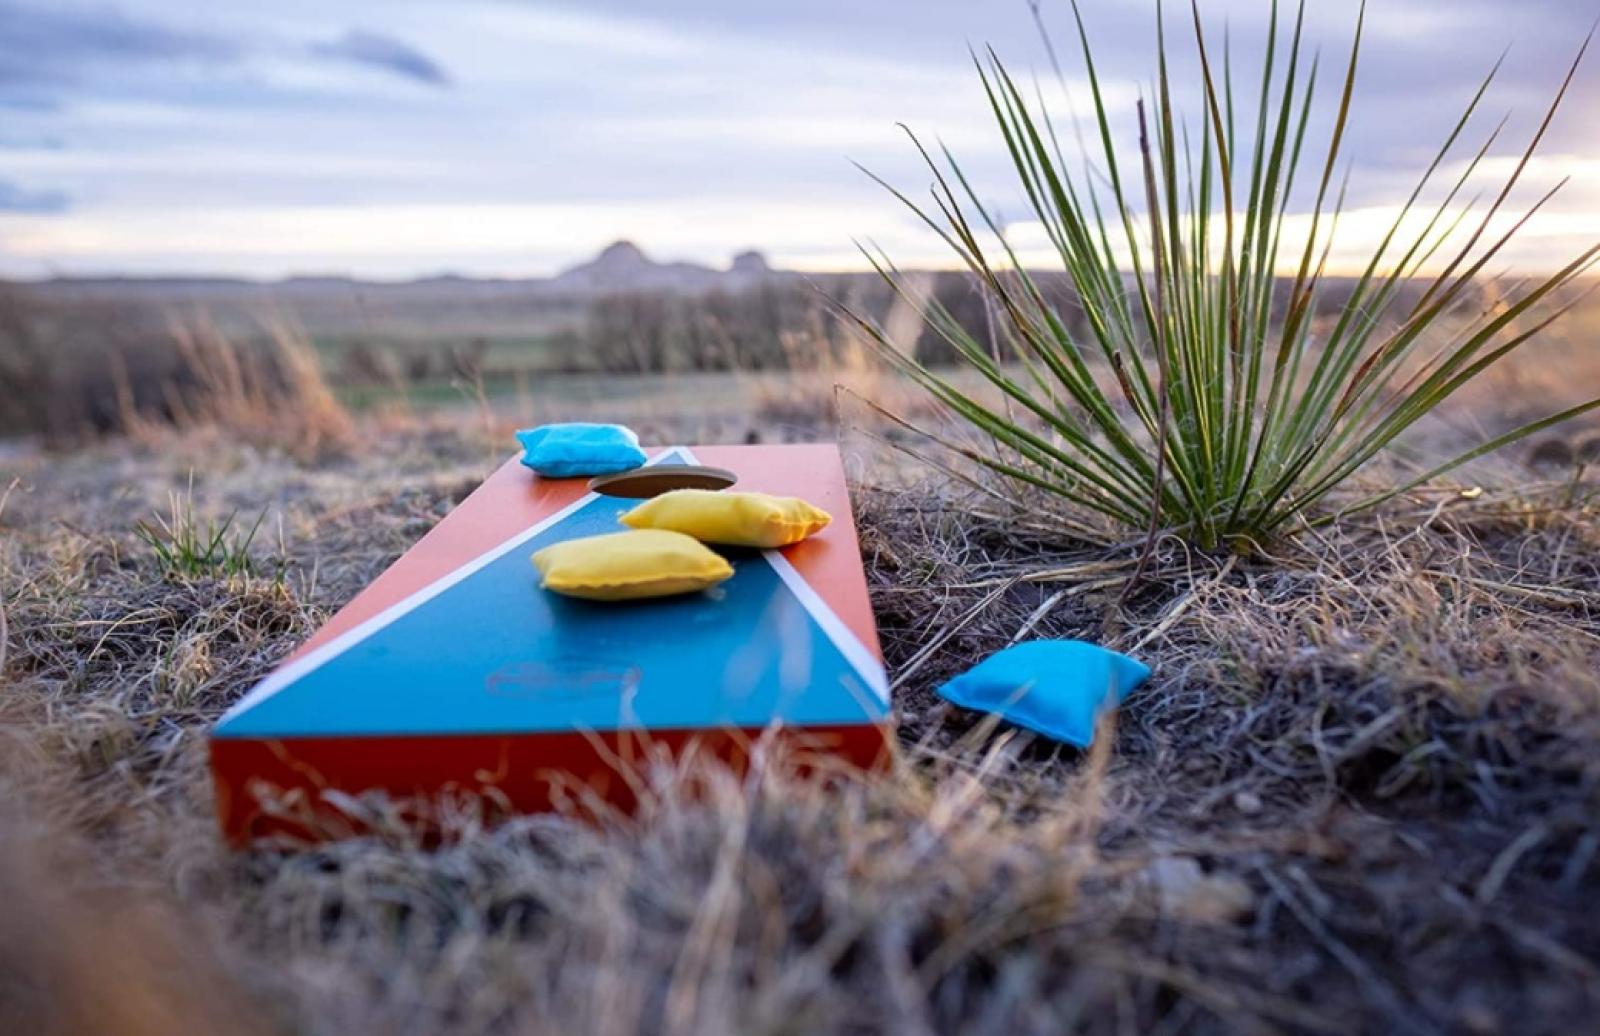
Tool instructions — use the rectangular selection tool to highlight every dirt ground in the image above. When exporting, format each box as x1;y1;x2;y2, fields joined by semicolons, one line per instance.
2;385;1599;1035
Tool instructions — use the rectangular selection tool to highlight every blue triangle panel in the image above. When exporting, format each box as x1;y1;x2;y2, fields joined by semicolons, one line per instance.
216;453;885;739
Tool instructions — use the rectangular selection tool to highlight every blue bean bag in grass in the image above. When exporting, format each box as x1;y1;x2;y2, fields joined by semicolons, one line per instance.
516;423;647;478
935;639;1151;748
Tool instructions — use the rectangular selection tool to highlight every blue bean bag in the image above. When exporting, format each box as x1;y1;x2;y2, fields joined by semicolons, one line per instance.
515;423;647;478
935;639;1151;748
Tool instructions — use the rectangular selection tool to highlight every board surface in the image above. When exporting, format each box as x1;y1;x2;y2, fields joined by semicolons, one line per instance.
211;444;891;843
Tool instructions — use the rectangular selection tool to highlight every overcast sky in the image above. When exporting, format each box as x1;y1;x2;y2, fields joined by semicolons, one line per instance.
0;0;1596;279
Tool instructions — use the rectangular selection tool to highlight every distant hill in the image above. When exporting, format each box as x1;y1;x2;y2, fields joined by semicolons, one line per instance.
550;240;713;292
549;240;791;293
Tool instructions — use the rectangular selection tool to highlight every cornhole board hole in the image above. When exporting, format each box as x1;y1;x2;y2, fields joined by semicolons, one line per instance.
210;444;891;845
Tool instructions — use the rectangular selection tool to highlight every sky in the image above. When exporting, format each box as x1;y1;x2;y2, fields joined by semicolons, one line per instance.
0;0;1597;280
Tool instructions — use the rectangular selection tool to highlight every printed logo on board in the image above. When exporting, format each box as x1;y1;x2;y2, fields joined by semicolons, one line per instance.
485;659;642;704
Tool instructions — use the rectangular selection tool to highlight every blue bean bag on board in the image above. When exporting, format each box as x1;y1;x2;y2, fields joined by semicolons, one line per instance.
516;423;647;478
935;639;1151;748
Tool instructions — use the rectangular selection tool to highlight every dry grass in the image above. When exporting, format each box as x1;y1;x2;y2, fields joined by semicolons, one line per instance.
0;288;358;461
1;381;1599;1033
0;804;276;1036
116;318;356;464
747;273;935;436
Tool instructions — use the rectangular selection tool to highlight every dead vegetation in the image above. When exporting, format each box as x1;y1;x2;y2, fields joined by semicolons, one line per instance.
0;812;275;1036
0;397;1597;1033
0;287;354;461
122;319;356;464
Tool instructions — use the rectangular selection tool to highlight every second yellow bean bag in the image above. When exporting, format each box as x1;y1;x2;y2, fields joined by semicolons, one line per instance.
620;489;831;549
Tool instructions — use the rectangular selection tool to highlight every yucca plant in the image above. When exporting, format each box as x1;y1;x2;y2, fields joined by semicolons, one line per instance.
852;0;1600;551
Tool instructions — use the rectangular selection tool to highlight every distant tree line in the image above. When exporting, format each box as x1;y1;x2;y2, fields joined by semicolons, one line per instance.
569;273;1092;375
560;270;1469;376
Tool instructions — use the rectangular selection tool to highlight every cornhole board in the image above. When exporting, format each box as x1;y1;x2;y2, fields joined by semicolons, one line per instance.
210;443;891;845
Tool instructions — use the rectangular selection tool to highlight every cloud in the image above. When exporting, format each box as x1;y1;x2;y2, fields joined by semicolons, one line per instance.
0;133;64;150
0;2;451;108
310;29;450;87
0;1;237;91
0;178;69;213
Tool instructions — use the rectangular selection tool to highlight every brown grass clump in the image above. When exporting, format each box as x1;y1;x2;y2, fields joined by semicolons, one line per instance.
0;804;276;1036
0;285;356;460
118;318;356;464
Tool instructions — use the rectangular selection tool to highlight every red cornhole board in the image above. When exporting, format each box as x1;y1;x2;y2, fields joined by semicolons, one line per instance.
210;444;892;844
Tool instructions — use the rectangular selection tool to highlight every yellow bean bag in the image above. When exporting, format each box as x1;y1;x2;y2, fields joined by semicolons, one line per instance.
620;489;832;549
531;529;733;601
